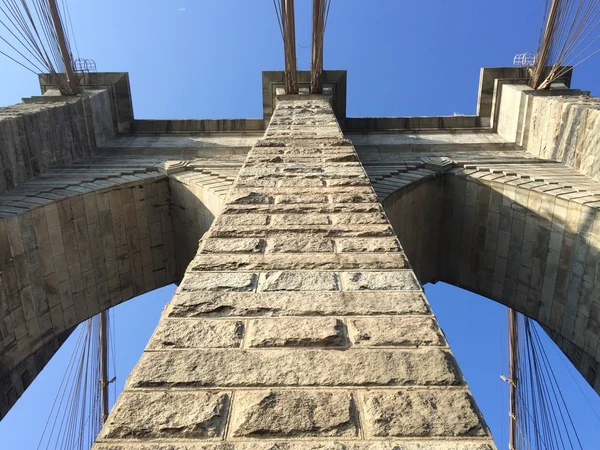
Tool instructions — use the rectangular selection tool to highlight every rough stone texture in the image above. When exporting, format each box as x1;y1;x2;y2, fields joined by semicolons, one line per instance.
266;236;334;253
0;95;502;446
168;291;430;317
229;390;358;438
348;317;446;347
258;271;340;291
93;97;493;449
246;318;345;347
336;237;402;253
180;272;257;292
127;348;462;388
98;391;229;439
148;319;244;349
94;442;496;450
341;271;420;291
361;390;487;437
202;238;264;253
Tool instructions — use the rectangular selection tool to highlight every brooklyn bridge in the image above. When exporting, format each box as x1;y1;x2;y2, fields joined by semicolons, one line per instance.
1;1;600;449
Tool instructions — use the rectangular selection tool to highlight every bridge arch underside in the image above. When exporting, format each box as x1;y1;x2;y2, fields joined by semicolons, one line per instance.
0;157;238;419
383;168;600;394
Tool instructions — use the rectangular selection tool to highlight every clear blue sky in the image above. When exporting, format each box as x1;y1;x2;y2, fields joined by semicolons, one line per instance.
1;1;600;449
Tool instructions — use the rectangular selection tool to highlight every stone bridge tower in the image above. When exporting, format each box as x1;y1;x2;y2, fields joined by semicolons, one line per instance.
1;69;599;449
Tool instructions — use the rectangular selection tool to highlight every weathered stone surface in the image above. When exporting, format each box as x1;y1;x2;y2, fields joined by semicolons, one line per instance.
276;194;329;204
361;390;487;437
342;271;420;291
180;272;257;292
246;318;345;347
271;214;330;225
336;238;401;253
259;271;340;291
201;238;263;253
148;319;244;349
228;192;274;204
94;443;496;450
223;203;382;215
99;391;229;439
348;317;445;347
229;390;358;438
207;224;394;238
190;253;408;271
128;348;462;388
168;291;430;317
331;213;387;225
266;237;334;253
217;214;269;226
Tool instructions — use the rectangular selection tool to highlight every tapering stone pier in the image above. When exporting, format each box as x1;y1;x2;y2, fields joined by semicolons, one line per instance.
93;97;496;449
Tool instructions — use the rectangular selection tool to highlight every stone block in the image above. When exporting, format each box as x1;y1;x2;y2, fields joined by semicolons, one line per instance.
270;214;330;225
168;291;429;318
259;271;339;291
348;317;445;347
246;318;345;348
266;237;334;253
201;238;264;254
336;238;401;253
93;443;496;450
99;391;229;440
229;390;358;438
128;348;462;388
361;390;487;437
341;271;420;291
218;214;269;226
180;272;257;292
148;319;244;349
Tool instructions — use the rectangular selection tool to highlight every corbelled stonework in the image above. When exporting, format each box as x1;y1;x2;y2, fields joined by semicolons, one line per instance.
93;97;496;449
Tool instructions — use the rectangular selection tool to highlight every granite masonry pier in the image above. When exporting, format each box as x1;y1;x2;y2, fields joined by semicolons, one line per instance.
94;97;496;450
1;69;600;448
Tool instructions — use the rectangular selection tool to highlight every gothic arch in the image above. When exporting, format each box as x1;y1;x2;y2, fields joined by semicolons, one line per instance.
382;163;600;393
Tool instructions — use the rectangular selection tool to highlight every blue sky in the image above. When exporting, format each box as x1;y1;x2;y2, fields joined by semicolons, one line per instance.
1;1;600;449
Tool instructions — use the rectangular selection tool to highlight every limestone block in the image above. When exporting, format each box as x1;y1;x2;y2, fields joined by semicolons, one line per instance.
361;390;487;437
148;319;244;349
99;391;229;439
180;272;257;292
128;348;462;388
348;317;445;347
341;271;420;291
266;237;334;253
229;390;358;438
201;238;264;253
258;271;339;291
336;238;401;253
246;318;345;348
168;291;429;318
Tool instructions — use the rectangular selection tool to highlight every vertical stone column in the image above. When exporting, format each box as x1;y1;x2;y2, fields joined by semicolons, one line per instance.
94;97;496;449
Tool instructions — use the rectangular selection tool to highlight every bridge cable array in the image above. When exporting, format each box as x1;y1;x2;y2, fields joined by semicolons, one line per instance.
530;0;600;89
0;0;80;94
513;314;586;450
35;311;116;450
